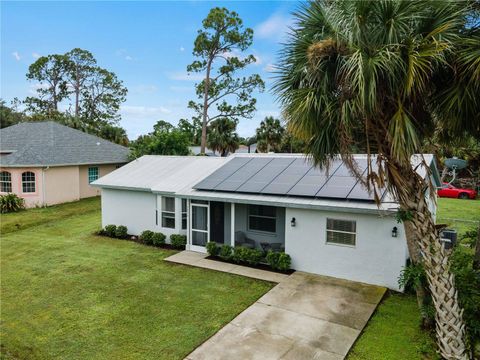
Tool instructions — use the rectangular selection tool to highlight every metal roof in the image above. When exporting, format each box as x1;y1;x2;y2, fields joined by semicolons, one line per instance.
0;121;129;167
92;153;439;214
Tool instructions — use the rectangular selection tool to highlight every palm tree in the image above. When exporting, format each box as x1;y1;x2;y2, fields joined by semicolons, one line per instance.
207;118;240;157
256;116;285;152
275;1;479;359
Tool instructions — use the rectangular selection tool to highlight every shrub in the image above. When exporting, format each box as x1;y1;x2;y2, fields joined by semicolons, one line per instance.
266;251;280;269
104;224;117;238
0;193;25;213
266;251;291;272
170;234;187;249
276;253;291;272
206;242;219;256
115;225;128;239
152;232;166;246
140;230;155;245
219;245;233;261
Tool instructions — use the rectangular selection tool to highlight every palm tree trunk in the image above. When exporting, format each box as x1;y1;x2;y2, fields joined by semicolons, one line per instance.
404;184;468;360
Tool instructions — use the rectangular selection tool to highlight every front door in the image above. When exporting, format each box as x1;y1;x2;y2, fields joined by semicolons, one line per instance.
210;202;224;244
190;201;209;253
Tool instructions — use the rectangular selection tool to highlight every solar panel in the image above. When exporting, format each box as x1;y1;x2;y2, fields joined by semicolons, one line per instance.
316;175;360;198
287;160;341;196
236;158;295;193
193;157;251;190
215;157;273;191
260;158;312;195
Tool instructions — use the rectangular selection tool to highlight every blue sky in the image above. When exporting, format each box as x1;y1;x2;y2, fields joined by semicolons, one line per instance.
1;1;298;139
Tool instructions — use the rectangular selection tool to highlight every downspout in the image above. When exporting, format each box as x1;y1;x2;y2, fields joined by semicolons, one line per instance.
42;166;49;207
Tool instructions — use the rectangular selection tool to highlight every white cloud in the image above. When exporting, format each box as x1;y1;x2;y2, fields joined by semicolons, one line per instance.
28;82;49;95
121;105;171;117
116;49;135;61
132;84;158;94
32;52;41;59
12;51;21;61
125;55;133;61
169;85;193;92
255;13;293;41
180;46;185;52
168;71;204;81
263;63;276;72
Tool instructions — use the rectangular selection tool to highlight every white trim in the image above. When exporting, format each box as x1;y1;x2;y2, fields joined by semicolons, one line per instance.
230;203;235;247
325;218;357;246
189;201;209;253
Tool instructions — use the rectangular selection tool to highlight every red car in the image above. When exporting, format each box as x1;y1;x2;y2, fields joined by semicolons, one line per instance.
437;183;477;199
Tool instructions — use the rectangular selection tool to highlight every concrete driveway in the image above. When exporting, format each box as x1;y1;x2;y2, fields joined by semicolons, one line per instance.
186;272;386;360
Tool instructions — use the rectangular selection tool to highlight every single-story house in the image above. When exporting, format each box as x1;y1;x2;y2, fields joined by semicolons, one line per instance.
0;121;129;207
92;153;440;291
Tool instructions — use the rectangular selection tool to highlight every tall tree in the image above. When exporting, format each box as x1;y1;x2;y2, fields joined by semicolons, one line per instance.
187;7;265;154
256;116;284;153
25;54;69;114
0;99;27;129
275;1;479;358
207;118;240;156
65;48;96;117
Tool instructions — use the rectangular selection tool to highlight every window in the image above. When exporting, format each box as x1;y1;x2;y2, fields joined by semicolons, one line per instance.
248;205;276;233
0;171;12;192
162;196;175;228
88;167;99;184
181;199;187;230
21;171;36;193
326;218;356;246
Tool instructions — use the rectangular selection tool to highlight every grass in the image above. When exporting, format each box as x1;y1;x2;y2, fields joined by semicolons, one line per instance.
0;197;101;235
0;198;273;360
436;197;480;234
348;197;479;360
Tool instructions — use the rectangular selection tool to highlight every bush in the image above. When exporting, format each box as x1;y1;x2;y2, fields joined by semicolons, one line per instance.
140;230;155;245
206;242;219;256
170;234;187;249
276;253;291;272
115;225;128;239
266;251;291;272
152;232;166;246
104;224;117;238
0;193;25;213
219;245;233;261
232;247;263;266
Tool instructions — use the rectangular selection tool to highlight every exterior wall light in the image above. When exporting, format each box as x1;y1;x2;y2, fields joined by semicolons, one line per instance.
392;226;398;238
291;217;296;227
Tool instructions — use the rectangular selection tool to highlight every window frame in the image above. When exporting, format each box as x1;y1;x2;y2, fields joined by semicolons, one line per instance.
0;171;12;193
325;218;357;247
21;171;36;194
247;205;277;234
181;199;187;230
88;167;99;184
161;196;176;229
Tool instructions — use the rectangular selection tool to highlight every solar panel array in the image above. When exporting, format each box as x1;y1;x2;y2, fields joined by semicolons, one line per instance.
193;157;386;201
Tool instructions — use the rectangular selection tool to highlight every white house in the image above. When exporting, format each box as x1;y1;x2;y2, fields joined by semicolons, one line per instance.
92;153;440;291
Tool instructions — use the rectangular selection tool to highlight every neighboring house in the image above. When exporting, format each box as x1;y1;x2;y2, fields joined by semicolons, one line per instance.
0;121;129;207
188;146;219;157
236;143;257;154
92;153;440;291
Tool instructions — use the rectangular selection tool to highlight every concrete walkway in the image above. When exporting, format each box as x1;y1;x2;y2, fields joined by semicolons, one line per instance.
165;251;386;360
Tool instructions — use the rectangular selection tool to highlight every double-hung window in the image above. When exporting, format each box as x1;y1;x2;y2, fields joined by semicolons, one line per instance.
181;199;187;230
162;196;175;228
21;171;36;193
326;218;356;246
248;205;276;233
0;171;12;192
88;167;99;184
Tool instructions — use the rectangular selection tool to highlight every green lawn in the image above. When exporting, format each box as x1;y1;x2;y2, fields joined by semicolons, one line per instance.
0;198;273;360
436;197;480;234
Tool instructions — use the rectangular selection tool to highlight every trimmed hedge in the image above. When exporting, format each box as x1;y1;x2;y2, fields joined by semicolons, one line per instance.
152;232;166;246
266;251;291;272
206;242;220;256
170;234;187;249
140;230;155;245
104;224;117;238
115;225;128;239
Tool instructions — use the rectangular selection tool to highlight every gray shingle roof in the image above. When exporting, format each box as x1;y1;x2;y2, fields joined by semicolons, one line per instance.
0;121;130;167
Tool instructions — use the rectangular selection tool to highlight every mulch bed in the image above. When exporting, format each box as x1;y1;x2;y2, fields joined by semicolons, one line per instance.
94;232;185;251
205;255;295;275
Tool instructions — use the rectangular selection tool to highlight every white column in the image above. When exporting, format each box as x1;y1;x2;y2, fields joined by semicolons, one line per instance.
230;202;235;247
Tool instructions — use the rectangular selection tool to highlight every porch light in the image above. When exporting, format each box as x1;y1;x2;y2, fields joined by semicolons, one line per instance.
291;217;296;227
392;226;398;238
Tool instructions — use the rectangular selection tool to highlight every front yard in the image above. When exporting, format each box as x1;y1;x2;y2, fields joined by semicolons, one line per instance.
0;198;273;359
1;196;478;359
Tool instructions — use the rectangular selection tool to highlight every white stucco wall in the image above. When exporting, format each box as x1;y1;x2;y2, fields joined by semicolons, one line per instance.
285;208;408;291
101;188;157;235
156;195;188;243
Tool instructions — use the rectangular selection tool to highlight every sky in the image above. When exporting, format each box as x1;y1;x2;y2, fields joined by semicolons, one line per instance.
1;1;299;139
